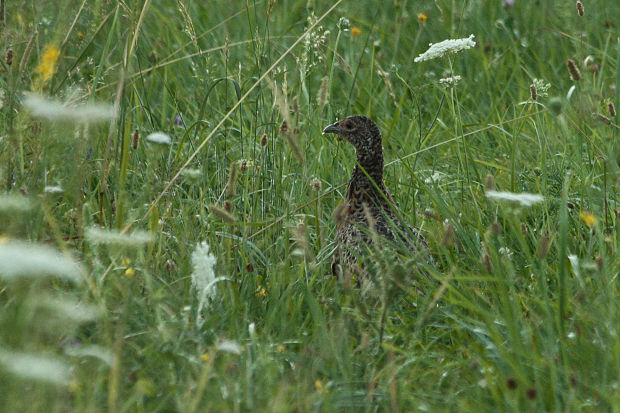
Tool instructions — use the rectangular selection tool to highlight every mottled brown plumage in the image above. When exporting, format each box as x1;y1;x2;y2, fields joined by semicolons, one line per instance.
323;115;430;278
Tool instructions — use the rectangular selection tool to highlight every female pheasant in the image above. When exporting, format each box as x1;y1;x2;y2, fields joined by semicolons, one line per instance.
323;115;430;278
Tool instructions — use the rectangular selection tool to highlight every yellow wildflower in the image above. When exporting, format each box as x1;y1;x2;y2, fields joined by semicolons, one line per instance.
121;256;131;266
77;31;85;40
315;379;323;390
417;13;428;23
277;345;285;352
35;45;60;82
125;267;135;277
201;353;210;361
256;286;267;297
579;211;596;227
351;27;361;36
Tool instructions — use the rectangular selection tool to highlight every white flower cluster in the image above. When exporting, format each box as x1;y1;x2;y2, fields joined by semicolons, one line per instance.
439;75;462;85
85;227;153;247
0;241;83;283
23;93;115;123
486;190;544;207
146;132;172;146
191;241;218;325
414;34;476;62
301;12;330;71
532;78;551;98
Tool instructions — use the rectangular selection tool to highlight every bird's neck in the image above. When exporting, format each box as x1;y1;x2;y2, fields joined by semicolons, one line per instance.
347;147;387;202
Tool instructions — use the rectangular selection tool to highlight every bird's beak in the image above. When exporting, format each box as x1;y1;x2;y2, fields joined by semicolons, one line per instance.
322;122;341;135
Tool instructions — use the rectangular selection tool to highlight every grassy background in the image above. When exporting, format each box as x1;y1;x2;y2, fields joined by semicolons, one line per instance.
1;0;618;411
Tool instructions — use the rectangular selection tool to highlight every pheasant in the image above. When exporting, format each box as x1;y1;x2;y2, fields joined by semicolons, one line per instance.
322;115;431;279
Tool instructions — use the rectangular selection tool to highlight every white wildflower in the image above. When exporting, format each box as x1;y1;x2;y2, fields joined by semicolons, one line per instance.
498;247;513;258
38;295;100;324
424;171;446;184
568;254;580;278
191;241;218;324
64;344;113;366
248;322;256;338
414;34;476;62
23;93;115;123
532;78;551;97
85;227;152;246
439;75;462;85
0;193;33;212
485;190;544;207
216;339;242;355
181;168;202;181
44;185;63;194
0;348;72;385
0;241;82;283
145;132;172;145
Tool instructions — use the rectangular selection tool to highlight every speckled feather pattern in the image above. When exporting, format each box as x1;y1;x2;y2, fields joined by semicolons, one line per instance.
323;115;430;278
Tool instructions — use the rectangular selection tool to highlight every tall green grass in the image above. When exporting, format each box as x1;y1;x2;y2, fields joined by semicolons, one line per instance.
0;0;618;411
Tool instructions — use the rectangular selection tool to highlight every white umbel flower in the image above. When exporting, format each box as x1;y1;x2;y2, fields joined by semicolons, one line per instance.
0;348;72;385
414;34;476;62
23;93;115;123
191;241;219;325
0;241;83;283
0;193;33;212
44;185;64;194
439;75;462;85
146;132;172;145
85;227;152;247
216;339;242;355
486;190;544;207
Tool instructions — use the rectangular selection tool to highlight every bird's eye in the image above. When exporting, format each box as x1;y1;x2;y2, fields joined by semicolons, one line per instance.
344;120;354;129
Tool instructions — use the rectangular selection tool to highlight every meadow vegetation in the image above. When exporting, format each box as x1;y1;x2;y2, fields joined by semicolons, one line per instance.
0;0;618;411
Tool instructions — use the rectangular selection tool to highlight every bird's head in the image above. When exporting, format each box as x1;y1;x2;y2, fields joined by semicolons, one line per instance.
322;115;382;154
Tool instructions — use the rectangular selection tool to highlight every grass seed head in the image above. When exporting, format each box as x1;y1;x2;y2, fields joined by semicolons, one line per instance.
310;178;322;191
492;221;502;236
317;76;329;107
260;133;269;147
209;204;236;222
238;159;251;172
482;252;493;273
225;161;238;197
576;1;584;16
132;129;140;149
537;232;551;258
526;387;537;400
441;222;456;247
608;102;616;117
485;174;495;190
593;113;611;125
5;49;13;66
279;120;288;136
567;59;581;81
